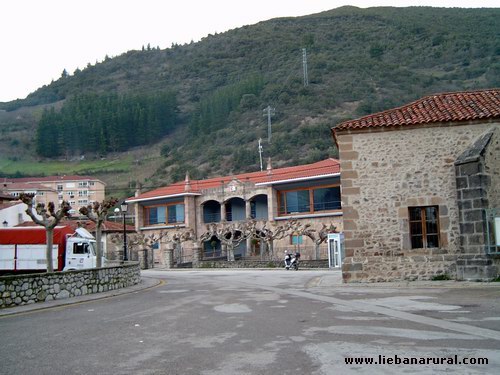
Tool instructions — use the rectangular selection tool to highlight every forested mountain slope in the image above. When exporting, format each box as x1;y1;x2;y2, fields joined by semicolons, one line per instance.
0;6;498;193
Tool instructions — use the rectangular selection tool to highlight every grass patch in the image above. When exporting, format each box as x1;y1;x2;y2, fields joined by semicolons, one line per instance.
0;156;134;176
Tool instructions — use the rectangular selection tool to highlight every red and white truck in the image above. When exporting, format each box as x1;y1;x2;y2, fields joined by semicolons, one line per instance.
0;225;100;273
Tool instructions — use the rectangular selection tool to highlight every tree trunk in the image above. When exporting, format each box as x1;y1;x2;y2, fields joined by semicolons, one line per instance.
95;224;103;268
315;242;321;260
267;241;274;260
227;244;235;261
46;228;54;273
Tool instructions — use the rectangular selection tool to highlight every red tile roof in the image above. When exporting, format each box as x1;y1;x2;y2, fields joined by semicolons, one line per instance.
2;182;57;192
129;158;340;202
334;89;500;131
16;220;135;232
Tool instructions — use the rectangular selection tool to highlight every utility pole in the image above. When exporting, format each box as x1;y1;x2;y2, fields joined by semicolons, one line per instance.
302;48;309;87
263;105;275;143
258;138;263;171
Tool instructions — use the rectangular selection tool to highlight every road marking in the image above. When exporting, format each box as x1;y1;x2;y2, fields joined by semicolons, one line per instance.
240;283;500;341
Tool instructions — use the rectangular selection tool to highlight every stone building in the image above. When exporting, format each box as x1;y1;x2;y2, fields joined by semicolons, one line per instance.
332;89;499;282
126;159;343;267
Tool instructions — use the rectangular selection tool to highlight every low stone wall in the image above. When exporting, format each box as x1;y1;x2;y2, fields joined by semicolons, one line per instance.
198;259;329;269
0;262;141;309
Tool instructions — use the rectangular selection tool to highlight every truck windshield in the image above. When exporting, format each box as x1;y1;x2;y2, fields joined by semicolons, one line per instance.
73;242;96;255
74;243;89;254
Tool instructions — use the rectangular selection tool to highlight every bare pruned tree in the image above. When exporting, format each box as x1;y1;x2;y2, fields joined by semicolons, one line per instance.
199;221;249;261
20;193;72;273
79;197;119;268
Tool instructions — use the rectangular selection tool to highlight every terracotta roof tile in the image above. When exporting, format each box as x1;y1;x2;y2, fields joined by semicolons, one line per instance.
130;158;340;202
16;220;135;232
334;89;500;131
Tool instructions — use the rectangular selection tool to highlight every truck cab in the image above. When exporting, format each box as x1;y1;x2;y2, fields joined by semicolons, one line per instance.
63;227;102;271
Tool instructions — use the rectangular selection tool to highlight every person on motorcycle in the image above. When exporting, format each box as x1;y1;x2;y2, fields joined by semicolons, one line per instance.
284;250;292;269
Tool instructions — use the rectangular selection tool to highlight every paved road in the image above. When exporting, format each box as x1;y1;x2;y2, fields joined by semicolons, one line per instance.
0;269;499;374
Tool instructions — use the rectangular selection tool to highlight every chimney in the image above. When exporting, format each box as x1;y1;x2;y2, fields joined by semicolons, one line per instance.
184;172;192;192
135;181;142;197
266;157;273;175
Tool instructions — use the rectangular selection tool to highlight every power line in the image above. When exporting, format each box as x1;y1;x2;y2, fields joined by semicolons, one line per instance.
262;105;275;143
302;48;309;87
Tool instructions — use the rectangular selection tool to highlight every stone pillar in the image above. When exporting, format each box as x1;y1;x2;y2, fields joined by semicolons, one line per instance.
267;186;276;222
245;200;252;219
184;195;197;234
163;243;175;269
455;131;497;280
221;202;226;221
192;243;202;267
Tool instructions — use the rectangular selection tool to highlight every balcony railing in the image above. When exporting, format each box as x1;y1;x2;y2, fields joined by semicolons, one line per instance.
203;212;221;223
278;200;341;216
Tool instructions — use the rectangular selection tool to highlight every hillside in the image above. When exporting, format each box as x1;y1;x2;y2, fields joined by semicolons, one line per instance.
1;6;499;196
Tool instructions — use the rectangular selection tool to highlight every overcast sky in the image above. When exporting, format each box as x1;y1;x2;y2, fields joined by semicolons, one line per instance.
1;0;497;102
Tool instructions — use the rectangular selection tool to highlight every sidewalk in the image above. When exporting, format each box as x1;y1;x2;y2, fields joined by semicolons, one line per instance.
0;276;161;317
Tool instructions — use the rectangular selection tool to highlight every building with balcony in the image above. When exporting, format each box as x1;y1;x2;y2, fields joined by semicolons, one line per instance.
127;158;343;265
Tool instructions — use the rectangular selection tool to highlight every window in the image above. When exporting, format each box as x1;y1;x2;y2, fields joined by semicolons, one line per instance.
57;184;63;192
168;204;185;223
409;206;440;249
291;234;303;245
73;242;90;254
313;187;341;211
282;190;310;214
278;185;341;216
78;181;88;187
145;202;185;226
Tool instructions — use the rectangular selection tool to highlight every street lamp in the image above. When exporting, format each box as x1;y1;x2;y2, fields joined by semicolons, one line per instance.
121;201;128;262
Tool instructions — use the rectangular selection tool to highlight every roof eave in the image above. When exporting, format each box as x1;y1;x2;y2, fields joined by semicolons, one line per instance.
126;192;201;203
255;173;341;186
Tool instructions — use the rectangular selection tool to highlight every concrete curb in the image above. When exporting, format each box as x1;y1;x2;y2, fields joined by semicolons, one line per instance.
0;276;161;317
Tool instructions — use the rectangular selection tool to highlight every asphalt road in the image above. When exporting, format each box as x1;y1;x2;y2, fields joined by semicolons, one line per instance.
0;269;499;374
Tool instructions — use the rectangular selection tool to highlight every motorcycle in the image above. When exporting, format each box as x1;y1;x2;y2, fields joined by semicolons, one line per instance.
284;251;300;270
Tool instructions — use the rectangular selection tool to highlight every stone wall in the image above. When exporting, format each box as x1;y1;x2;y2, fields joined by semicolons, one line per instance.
0;263;141;309
337;121;499;282
198;259;329;269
